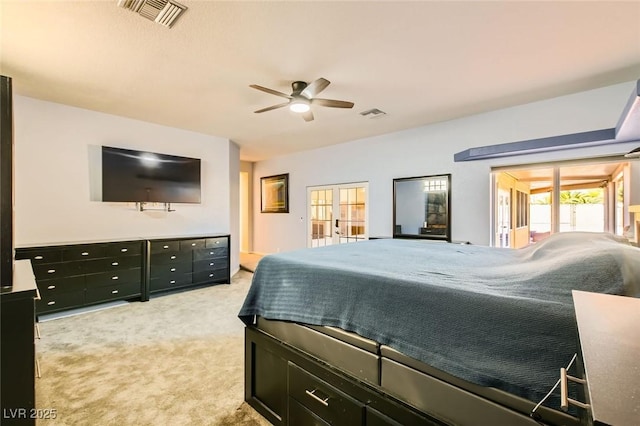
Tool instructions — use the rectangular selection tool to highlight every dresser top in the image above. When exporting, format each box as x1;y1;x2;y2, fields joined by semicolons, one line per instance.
0;260;38;300
16;233;230;249
572;290;640;426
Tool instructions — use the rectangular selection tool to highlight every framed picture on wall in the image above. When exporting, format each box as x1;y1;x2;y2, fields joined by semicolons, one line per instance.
261;173;289;213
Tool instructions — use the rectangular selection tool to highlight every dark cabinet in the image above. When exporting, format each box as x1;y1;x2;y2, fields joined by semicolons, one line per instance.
15;235;230;315
148;235;230;295
1;260;37;426
16;240;143;315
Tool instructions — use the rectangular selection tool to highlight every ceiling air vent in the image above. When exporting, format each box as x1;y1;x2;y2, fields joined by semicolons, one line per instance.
360;108;387;119
117;0;187;28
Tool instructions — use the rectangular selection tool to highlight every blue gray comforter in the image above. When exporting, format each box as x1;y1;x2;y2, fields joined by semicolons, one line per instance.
238;232;640;405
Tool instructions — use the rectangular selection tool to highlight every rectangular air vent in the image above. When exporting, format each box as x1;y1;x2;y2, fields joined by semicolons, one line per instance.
360;108;387;119
117;0;187;28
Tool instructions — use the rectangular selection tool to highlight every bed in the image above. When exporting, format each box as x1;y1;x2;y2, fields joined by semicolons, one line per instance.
238;232;640;425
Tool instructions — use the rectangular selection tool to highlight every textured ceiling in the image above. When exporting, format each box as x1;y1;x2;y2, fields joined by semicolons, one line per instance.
1;1;639;161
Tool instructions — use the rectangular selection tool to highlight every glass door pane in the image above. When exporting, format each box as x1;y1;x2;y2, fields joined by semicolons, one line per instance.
308;183;368;247
309;188;333;248
338;186;367;243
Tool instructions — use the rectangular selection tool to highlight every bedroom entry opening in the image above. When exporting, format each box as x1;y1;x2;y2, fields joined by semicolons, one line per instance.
307;183;369;247
491;159;631;248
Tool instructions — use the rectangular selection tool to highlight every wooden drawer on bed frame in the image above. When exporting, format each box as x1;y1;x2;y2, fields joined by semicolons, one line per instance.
245;326;443;426
245;324;584;426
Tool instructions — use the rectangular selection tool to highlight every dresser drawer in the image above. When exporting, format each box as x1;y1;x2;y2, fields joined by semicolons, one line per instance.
150;251;191;265
193;258;227;272
288;363;364;426
85;268;141;287
289;397;330;426
150;241;181;254
150;262;192;279
36;290;84;314
149;273;192;292
84;255;141;273
193;269;228;284
85;281;141;304
206;237;228;248
62;244;107;261
104;241;142;257
15;248;63;264
180;239;206;251
37;275;85;295
32;261;83;280
193;246;228;261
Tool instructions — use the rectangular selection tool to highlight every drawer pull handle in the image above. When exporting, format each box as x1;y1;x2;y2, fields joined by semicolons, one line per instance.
47;269;56;274
170;280;176;284
35;255;44;260
112;262;119;266
111;290;119;294
112;276;119;280
47;301;56;306
163;245;169;249
210;251;214;255
191;242;196;246
121;248;128;252
215;241;220;244
170;268;176;272
81;252;89;256
170;255;176;260
305;389;329;407
210;263;214;266
209;274;214;277
47;285;56;290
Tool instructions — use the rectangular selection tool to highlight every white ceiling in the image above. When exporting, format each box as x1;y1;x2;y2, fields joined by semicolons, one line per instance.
1;1;639;161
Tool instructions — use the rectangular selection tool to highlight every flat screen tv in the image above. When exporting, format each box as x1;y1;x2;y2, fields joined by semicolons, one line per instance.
102;146;201;204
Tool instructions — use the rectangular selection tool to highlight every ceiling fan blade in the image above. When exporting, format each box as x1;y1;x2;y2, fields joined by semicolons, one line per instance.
302;110;314;122
312;98;354;109
249;84;292;99
254;102;290;113
301;78;330;98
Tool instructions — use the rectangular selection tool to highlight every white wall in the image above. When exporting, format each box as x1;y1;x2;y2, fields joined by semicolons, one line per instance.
253;80;640;253
228;141;240;274
13;96;237;273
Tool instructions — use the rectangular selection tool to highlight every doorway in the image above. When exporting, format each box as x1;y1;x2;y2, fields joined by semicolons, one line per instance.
307;182;369;248
492;159;631;247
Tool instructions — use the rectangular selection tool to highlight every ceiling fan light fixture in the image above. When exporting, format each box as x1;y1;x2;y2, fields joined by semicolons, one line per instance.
289;99;310;113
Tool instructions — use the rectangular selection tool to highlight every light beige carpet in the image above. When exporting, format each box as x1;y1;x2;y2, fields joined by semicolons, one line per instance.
35;270;270;426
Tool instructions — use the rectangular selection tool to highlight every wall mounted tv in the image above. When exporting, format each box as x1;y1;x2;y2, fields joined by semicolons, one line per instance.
102;146;201;204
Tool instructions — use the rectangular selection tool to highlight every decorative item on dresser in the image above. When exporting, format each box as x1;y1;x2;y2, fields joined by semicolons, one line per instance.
146;235;230;297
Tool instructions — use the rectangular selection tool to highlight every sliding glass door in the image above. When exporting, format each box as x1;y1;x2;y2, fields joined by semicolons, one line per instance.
491;160;631;247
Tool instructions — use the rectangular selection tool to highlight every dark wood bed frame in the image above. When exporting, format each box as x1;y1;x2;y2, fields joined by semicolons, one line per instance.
244;318;585;426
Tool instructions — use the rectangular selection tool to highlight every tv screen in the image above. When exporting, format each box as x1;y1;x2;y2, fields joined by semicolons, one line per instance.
102;146;201;203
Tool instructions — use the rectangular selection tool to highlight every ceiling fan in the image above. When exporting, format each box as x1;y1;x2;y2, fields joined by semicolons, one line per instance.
250;78;354;122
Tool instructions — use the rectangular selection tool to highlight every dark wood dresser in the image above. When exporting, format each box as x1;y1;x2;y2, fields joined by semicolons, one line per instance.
147;235;230;297
1;260;38;425
14;234;230;316
15;240;143;315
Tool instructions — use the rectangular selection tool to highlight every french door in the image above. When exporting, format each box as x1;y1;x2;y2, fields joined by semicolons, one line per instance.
307;182;369;248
